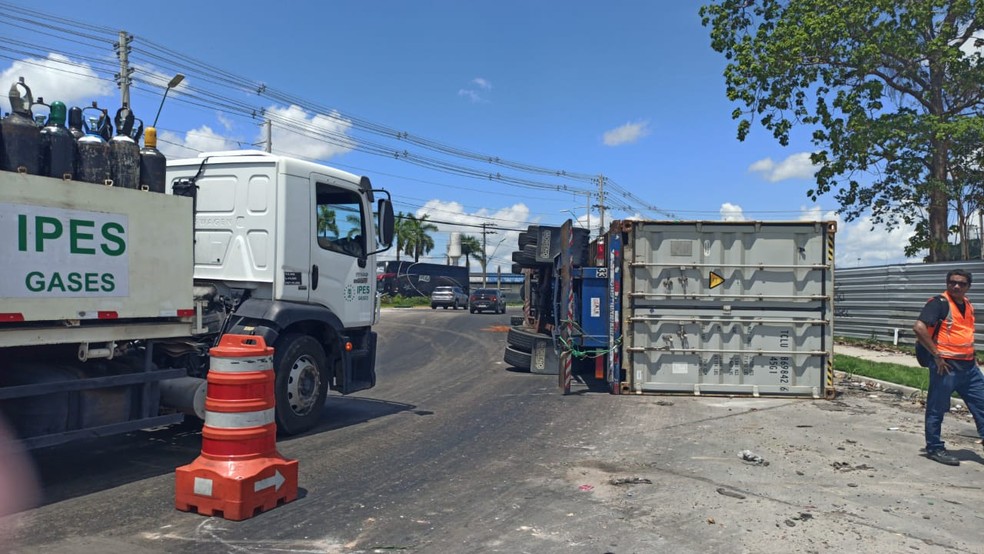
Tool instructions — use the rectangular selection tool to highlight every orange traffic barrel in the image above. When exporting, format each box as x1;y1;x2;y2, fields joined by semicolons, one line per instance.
175;334;298;521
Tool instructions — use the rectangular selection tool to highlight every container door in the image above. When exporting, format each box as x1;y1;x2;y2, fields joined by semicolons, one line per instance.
623;220;834;397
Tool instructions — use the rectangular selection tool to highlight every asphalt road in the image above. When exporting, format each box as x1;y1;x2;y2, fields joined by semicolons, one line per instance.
2;309;984;553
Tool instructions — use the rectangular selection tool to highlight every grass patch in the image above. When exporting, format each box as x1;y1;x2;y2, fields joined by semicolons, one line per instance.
835;354;929;392
380;294;431;308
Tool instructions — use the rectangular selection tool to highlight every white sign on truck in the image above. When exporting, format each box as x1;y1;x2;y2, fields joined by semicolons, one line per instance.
0;203;129;298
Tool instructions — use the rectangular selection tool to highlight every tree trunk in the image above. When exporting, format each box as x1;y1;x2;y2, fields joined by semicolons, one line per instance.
928;142;950;262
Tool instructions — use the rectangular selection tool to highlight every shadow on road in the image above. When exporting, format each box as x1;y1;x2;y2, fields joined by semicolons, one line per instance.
24;395;415;508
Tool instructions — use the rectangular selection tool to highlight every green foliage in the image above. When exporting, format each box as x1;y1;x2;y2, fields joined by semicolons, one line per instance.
399;213;438;262
459;234;484;272
379;294;431;308
701;0;984;261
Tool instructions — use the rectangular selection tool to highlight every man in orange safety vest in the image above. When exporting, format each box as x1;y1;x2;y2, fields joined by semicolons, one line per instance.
913;269;984;466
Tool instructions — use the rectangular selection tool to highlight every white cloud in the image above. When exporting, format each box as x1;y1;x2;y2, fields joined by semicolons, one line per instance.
719;202;746;221
157;125;237;159
407;200;531;266
458;78;492;103
216;112;235;132
749;152;818;182
458;89;484;103
0;53;112;106
602;121;651;146
836;216;920;267
264;104;354;160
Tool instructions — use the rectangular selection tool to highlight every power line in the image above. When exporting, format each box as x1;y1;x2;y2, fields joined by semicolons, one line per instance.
0;5;683;219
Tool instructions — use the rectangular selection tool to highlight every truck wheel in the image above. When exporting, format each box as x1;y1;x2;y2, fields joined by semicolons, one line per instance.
273;333;328;435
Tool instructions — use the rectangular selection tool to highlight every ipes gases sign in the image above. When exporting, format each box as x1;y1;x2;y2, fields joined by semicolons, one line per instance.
0;204;128;298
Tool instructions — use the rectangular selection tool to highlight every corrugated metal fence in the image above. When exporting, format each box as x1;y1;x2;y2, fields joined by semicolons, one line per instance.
834;261;984;344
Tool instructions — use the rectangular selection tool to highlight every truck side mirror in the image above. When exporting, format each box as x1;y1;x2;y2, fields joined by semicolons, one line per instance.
377;198;395;247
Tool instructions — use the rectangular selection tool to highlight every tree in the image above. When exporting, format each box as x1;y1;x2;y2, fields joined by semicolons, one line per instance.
402;214;438;262
459;234;485;272
701;0;984;261
317;205;337;238
393;212;410;262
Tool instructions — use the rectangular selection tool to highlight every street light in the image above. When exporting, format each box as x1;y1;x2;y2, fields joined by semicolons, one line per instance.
152;73;185;127
485;235;511;287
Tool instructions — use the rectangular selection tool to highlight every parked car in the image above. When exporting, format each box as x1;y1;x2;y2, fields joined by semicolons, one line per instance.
469;288;506;314
430;285;469;309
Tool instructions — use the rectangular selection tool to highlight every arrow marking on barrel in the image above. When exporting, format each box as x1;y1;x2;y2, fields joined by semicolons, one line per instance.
709;271;724;289
254;470;285;493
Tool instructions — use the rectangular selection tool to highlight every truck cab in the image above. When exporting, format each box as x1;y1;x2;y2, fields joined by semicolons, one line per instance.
167;151;394;433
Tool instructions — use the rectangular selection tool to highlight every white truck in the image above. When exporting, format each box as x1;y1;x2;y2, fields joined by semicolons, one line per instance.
0;150;394;448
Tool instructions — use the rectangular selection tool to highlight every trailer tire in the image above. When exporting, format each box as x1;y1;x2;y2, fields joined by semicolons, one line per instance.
507;326;542;352
273;333;328;435
504;345;531;370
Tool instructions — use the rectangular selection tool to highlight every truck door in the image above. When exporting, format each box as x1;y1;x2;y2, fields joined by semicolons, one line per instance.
309;175;373;327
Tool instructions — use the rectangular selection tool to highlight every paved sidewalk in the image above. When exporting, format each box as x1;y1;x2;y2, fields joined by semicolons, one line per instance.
835;343;920;368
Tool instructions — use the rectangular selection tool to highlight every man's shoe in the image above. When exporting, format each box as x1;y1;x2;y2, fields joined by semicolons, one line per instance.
927;449;960;466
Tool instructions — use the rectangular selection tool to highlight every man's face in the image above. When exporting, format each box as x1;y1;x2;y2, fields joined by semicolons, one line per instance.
947;276;971;300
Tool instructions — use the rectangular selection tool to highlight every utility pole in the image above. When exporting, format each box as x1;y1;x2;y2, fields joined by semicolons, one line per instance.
480;223;496;287
597;174;606;236
115;31;133;109
264;119;272;152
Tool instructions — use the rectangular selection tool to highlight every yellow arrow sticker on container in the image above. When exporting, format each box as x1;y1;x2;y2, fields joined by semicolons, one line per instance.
709;271;724;289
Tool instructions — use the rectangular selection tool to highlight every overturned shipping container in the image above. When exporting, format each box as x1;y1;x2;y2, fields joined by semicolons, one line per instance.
610;220;836;398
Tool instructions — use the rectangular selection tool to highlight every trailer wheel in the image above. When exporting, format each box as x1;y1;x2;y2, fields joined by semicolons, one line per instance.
273;333;328;435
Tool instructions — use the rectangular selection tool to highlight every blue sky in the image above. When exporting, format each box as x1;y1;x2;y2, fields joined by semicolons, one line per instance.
0;1;920;269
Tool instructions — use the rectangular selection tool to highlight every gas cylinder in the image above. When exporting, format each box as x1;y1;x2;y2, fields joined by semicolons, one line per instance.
0;77;41;174
97;108;112;142
76;108;110;185
108;106;139;189
139;126;166;193
38;101;75;179
67;106;84;140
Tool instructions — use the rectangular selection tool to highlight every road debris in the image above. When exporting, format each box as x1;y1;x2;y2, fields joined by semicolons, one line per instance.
578;484;594;492
716;487;746;500
609;477;652;486
832;461;874;472
738;450;769;465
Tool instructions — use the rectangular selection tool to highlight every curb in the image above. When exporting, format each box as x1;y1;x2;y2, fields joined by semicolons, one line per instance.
833;370;967;410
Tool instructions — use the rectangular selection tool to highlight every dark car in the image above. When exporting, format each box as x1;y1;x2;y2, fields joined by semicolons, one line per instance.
469;288;506;314
430;285;469;309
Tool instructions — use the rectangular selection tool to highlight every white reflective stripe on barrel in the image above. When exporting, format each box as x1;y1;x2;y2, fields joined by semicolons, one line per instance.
209;355;273;373
205;408;275;429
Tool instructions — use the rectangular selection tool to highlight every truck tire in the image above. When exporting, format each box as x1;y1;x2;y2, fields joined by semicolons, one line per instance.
507;326;542;352
273;333;328;435
504;345;531;370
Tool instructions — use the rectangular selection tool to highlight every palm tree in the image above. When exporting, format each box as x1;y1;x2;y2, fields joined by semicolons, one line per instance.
402;214;438;262
459;234;485;273
345;214;361;238
393;212;414;262
317;206;338;238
